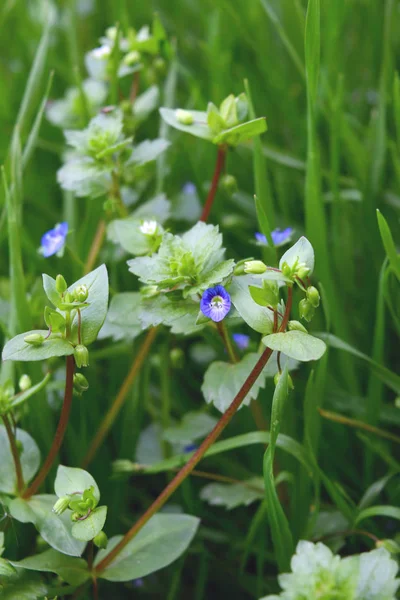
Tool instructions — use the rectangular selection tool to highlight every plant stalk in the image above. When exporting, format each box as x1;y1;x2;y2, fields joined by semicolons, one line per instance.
95;288;292;575
83;220;106;275
200;146;226;222
22;355;75;499
81;327;158;468
3;412;24;494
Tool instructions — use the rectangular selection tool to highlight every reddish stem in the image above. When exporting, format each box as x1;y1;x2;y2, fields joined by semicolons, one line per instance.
3;413;24;494
22;355;75;499
95;287;293;575
200;146;226;222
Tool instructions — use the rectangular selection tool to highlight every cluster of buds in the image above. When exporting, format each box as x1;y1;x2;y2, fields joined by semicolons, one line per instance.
299;286;320;323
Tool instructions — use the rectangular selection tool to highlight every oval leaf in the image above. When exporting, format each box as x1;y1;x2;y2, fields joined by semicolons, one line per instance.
2;331;74;362
72;506;107;542
0;426;40;494
55;465;100;502
95;514;200;582
11;549;89;586
10;495;85;557
279;236;315;274
159;107;212;141
262;331;326;362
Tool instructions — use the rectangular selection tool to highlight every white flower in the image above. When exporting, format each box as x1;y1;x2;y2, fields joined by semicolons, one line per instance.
91;45;111;60
139;220;158;236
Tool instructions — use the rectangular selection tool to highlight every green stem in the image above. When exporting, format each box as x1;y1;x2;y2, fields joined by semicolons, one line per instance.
94;288;293;575
200;146;226;222
22;355;75;499
216;321;238;363
81;327;158;468
3;413;24;494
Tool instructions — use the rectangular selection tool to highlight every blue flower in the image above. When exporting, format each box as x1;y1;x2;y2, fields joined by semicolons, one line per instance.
182;181;196;195
183;443;198;453
232;333;250;351
200;285;231;322
255;227;293;247
131;578;144;588
40;222;68;257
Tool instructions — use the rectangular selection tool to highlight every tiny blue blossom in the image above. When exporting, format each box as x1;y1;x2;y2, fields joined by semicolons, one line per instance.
255;227;293;247
232;333;250;351
200;285;231;322
40;222;68;257
131;578;144;588
182;181;196;195
183;443;198;453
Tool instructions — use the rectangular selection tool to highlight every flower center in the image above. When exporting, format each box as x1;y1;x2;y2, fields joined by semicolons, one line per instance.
211;295;223;308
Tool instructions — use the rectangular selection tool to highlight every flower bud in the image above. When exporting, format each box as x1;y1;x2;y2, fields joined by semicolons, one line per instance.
175;109;194;125
220;174;238;196
296;265;310;280
123;50;141;66
74;345;89;368
71;512;81;522
64;291;74;304
24;333;44;346
93;531;108;549
306;286;320;308
170;347;184;369
56;274;68;294
19;374;32;391
299;299;315;322
73;373;89;395
244;260;267;275
53;495;71;516
281;262;292;278
288;320;308;334
73;284;89;303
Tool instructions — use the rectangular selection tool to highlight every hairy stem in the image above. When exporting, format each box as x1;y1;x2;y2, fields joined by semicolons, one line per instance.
3;413;24;494
200;146;226;222
84;220;106;275
95;288;292;575
81;327;158;468
22;355;75;499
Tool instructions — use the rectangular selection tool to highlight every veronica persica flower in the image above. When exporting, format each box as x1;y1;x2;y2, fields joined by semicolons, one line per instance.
40;222;68;257
232;333;250;351
200;285;231;322
255;227;293;247
183;443;198;453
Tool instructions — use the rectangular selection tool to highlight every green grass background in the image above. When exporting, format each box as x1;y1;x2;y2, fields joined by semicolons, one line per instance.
1;0;400;597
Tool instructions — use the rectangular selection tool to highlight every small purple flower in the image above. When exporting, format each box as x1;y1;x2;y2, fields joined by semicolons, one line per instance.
255;227;293;247
183;443;198;453
182;182;196;195
200;285;231;322
233;333;250;351
131;578;144;588
40;222;68;257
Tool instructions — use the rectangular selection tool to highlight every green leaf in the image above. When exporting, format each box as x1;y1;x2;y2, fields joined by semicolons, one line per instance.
67;264;109;346
72;506;107;542
131;194;171;223
159;107;212;141
377;209;400;282
54;465;100;502
230;275;275;334
57;158;111;198
107;218;163;256
213;117;267;146
138;295;203;335
11;549;90;586
42;274;61;308
99;292;142;342
202;352;298;413
319;333;400;395
130;138;170;165
279;236;315;274
10;372;51;409
263;367;294;571
0;570;48;600
163;411;218;444
262;331;326;361
355;547;400;599
200;477;264;510
305;0;320;105
355;505;400;527
95;514;200;582
9;495;85;557
0;426;40;494
2;330;74;362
